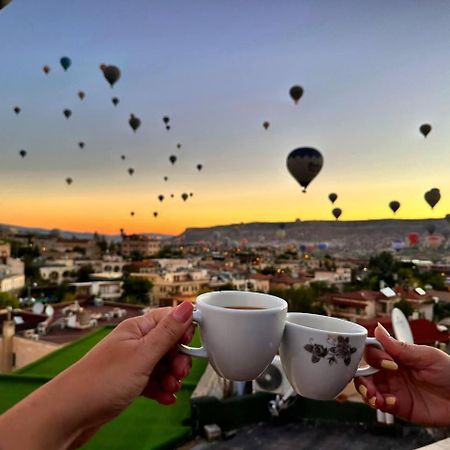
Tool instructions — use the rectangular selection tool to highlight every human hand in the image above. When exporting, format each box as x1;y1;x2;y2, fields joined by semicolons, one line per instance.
354;323;450;426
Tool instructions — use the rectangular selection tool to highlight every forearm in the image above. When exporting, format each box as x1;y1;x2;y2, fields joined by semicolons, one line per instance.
0;363;97;450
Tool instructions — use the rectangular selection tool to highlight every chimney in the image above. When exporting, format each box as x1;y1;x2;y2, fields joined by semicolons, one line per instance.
1;307;15;373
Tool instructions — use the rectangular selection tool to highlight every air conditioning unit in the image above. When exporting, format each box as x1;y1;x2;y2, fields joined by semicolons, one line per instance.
253;355;292;395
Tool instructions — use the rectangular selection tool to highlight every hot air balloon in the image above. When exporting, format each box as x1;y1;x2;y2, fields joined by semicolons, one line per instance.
63;109;72;119
60;57;71;71
128;168;134;176
78;142;85;149
181;193;188;202
66;177;73;185
164;176;168;181
43;65;50;75
427;234;444;249
169;155;177;165
177;143;182;149
424;188;441;209
328;193;338;204
130;211;135;217
289;85;304;104
170;194;174;198
426;223;436;235
419;124;432;138
163;116;170;125
153;212;158;218
189;193;193;197
287;147;323;192
121;155;126;160
332;208;342;220
112;97;119;106
407;232;420;246
391;240;405;252
263;121;270;130
19;150;27;158
158;195;164;202
78;91;85;100
196;164;203;171
103;65;121;87
0;0;12;10
166;125;171;131
389;201;400;214
13;106;20;115
129;114;141;132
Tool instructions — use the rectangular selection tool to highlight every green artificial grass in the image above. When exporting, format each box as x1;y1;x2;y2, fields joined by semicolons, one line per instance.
1;325;208;450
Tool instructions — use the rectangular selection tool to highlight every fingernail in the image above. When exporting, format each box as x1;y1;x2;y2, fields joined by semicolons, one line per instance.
377;322;390;337
358;385;367;398
381;359;398;371
385;396;396;406
172;302;193;323
369;396;377;407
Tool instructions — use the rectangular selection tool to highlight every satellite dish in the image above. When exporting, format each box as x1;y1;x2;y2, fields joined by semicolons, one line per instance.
32;302;44;315
255;362;283;391
391;307;414;344
45;305;54;317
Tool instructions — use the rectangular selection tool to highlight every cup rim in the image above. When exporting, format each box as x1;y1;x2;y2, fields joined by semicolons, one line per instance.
196;290;287;313
286;312;367;336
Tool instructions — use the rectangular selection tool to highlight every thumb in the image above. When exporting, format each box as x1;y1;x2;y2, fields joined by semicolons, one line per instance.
375;323;429;367
143;302;193;369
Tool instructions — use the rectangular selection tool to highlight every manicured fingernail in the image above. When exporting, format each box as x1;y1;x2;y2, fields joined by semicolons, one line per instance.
381;359;398;371
377;322;390;337
385;396;396;406
358;385;367;398
172;302;193;323
369;396;377;407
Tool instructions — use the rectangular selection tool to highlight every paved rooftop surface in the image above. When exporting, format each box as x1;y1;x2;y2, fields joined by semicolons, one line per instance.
183;420;450;450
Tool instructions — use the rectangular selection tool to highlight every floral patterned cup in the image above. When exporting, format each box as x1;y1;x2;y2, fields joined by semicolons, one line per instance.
279;313;383;400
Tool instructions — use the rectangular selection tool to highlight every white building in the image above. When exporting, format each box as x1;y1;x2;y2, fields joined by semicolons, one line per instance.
313;268;352;285
0;258;25;293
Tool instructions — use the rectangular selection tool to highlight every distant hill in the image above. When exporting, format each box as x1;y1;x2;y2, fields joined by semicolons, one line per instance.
178;219;450;257
0;223;173;242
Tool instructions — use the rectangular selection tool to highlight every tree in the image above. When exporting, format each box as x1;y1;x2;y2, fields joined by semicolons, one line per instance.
0;292;20;308
76;264;94;282
122;277;153;305
368;251;399;286
269;286;325;314
394;298;414;319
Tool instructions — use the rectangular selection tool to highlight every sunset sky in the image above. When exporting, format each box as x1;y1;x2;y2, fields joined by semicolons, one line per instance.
0;1;449;235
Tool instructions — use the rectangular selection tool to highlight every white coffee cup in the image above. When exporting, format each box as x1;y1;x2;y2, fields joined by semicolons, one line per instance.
279;313;383;400
179;291;287;381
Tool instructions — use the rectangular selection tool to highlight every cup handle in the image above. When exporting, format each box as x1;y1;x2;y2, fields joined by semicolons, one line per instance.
354;337;384;377
177;309;208;358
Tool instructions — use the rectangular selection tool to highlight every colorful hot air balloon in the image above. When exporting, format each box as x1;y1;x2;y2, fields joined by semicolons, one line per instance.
60;57;72;71
63;109;72;119
287;147;323;192
13;106;20;115
196;164;203;171
169;155;177;165
289;85;304;104
78;142;85;149
263;121;270;130
121;155;126;160
19;150;27;158
332;208;342;220
407;232;420;246
181;193;188;202
424;188;441;209
103;65;121;87
128;168;134;176
391;239;405;252
158;195;164;202
112;97;119;106
78;91;85;100
129;114;141;132
419;124;432;138
328;193;338;204
389;201;400;214
43;65;50;75
427;234;444;249
153;212;158;218
66;177;73;185
0;0;12;10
